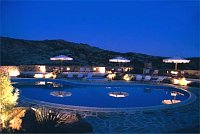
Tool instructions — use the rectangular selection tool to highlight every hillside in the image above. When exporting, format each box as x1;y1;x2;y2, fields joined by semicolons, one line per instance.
0;37;199;70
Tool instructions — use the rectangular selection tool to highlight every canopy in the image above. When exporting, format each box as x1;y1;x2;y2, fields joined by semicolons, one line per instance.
163;57;190;64
50;55;73;61
163;57;190;70
109;56;130;68
109;57;130;63
50;55;73;72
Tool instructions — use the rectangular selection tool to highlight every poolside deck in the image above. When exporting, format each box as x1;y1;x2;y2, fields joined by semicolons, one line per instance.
15;78;200;133
83;87;199;133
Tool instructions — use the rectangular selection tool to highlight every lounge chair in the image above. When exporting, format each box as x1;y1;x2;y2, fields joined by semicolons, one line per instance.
79;68;84;72
136;75;143;81
152;76;166;83
152;70;159;76
144;75;151;81
84;73;108;81
85;68;90;72
144;69;150;74
67;73;74;78
117;68;122;72
77;73;84;78
84;72;93;79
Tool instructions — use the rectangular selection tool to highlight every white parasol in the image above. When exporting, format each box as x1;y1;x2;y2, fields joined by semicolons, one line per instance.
50;55;73;71
163;57;190;70
109;56;130;67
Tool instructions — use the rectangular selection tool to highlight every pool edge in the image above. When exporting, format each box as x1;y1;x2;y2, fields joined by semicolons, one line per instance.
14;78;197;112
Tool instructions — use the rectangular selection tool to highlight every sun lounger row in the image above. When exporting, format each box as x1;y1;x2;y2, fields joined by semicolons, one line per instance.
135;75;151;81
79;68;91;72
67;72;93;79
67;72;109;82
135;75;167;82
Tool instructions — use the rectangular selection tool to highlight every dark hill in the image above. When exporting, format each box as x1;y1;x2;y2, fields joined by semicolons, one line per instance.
0;37;199;70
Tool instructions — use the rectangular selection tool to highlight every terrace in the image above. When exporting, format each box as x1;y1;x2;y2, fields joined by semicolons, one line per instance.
1;1;199;133
0;58;199;133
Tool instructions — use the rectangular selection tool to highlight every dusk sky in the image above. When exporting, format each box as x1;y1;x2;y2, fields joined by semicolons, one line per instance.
1;1;199;57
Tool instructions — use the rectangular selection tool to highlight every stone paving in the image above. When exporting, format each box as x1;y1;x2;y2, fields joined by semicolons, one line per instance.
101;87;198;133
64;87;199;133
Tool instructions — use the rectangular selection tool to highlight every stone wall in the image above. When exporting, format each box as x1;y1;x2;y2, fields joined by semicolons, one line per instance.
0;66;20;76
0;65;103;73
184;70;200;79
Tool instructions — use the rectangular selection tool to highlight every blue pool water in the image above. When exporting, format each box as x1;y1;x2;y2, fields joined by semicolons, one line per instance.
13;81;190;108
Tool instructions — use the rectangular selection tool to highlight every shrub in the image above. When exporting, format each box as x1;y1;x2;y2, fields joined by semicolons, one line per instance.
0;72;19;128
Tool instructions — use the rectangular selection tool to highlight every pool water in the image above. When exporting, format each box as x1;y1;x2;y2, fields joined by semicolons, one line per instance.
13;81;189;108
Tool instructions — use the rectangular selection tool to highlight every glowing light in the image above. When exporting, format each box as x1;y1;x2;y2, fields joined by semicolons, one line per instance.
162;100;181;104
31;107;37;111
9;69;20;77
109;92;129;98
39;65;46;73
124;67;132;72
93;67;97;71
106;71;112;73
67;67;70;71
37;81;46;85
45;73;53;78
173;78;180;85
171;71;178;75
52;74;57;79
0;66;20;77
172;77;191;86
98;67;105;73
171;91;184;96
123;74;133;81
47;82;53;84
179;78;191;86
9;109;26;130
34;74;44;78
171;92;177;97
107;73;116;80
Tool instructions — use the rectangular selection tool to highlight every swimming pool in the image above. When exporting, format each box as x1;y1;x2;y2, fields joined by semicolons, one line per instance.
12;79;192;110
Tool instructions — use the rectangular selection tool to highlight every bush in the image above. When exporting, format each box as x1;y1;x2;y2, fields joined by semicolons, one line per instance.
19;107;93;133
0;72;19;129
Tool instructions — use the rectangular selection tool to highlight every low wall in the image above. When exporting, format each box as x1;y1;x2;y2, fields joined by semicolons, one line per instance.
0;66;199;79
0;66;20;76
184;70;200;75
0;65;103;73
184;70;200;79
